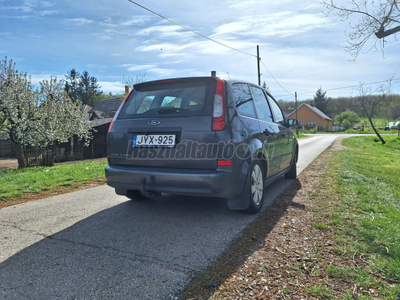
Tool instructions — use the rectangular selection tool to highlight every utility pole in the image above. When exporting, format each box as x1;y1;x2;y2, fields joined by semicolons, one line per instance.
295;91;299;136
257;45;261;86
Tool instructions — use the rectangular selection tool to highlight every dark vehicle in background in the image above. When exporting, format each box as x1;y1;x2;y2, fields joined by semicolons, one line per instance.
105;76;298;214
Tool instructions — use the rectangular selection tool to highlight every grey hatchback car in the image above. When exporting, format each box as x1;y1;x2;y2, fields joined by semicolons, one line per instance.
105;76;298;214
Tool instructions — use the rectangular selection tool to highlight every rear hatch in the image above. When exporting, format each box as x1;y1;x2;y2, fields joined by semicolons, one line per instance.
108;77;220;170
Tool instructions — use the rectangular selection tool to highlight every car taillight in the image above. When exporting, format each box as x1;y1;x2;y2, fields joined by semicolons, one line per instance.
108;89;134;133
217;159;232;166
212;79;226;131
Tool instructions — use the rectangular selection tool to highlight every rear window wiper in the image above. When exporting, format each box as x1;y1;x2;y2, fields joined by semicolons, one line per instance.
157;107;190;114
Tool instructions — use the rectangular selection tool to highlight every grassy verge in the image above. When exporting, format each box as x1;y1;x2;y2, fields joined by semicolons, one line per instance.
295;133;308;139
329;135;400;298
0;160;107;201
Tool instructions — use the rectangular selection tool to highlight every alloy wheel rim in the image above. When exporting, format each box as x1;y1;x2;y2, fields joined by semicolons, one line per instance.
251;164;263;206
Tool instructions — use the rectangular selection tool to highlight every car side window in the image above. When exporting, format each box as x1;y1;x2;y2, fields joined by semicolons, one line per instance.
232;83;256;118
267;95;285;124
249;86;273;122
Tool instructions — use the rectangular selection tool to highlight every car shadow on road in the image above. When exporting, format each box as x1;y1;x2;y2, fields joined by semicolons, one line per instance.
183;178;303;298
0;179;301;300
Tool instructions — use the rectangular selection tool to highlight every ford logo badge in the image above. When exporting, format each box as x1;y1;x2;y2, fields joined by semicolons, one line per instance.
148;120;160;126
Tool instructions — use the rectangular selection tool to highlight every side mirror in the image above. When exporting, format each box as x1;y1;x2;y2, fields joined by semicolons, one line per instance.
287;119;299;127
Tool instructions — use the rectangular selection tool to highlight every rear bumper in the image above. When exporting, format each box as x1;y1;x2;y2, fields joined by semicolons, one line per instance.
105;164;245;198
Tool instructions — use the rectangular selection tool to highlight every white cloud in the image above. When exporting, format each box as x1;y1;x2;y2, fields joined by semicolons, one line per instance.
2;0;58;16
227;0;262;9
122;64;158;72
136;25;188;37
65;18;93;25
120;16;153;26
212;21;252;37
98;81;125;94
36;10;57;16
135;38;253;58
40;1;55;8
148;68;179;77
158;52;183;58
136;43;180;52
211;12;332;40
98;15;152;28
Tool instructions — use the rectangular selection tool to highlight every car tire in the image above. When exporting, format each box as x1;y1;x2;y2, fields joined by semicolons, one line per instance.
244;160;265;214
285;149;297;179
126;190;151;201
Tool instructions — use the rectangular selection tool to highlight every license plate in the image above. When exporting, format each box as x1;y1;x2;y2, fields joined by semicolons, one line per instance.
132;134;176;147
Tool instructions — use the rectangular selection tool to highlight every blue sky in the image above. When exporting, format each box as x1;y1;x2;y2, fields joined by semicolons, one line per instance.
1;0;399;101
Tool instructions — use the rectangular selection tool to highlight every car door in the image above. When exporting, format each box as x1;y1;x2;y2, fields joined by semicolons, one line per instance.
248;85;281;177
267;94;295;170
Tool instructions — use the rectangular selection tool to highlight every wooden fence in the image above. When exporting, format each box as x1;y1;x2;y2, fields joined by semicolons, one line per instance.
0;139;16;158
23;147;55;167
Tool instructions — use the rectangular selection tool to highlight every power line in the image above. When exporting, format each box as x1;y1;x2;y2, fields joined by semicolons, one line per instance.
260;59;293;96
275;77;400;99
297;77;400;96
126;0;257;58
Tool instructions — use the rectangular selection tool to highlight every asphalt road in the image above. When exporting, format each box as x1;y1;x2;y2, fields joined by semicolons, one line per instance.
0;134;343;300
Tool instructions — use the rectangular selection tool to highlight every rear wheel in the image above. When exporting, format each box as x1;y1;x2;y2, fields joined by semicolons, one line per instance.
126;190;151;201
244;161;265;214
285;149;298;179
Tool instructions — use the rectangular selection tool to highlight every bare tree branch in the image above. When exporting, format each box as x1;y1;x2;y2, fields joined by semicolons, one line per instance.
321;0;400;58
376;24;400;38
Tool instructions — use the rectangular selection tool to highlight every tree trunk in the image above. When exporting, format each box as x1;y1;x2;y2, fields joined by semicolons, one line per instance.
367;117;386;145
14;143;26;168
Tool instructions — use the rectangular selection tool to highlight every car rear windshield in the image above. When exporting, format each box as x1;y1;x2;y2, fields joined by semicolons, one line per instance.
118;79;212;119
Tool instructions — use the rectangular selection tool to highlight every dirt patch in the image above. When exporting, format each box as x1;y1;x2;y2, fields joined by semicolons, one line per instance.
0;158;18;170
330;136;348;151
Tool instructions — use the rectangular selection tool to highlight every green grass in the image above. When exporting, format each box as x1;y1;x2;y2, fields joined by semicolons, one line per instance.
358;117;395;128
0;161;107;200
295;133;308;138
329;136;400;298
314;222;329;230
304;285;332;298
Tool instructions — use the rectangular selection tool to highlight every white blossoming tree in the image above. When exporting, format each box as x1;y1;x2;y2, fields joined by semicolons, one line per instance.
0;57;93;167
